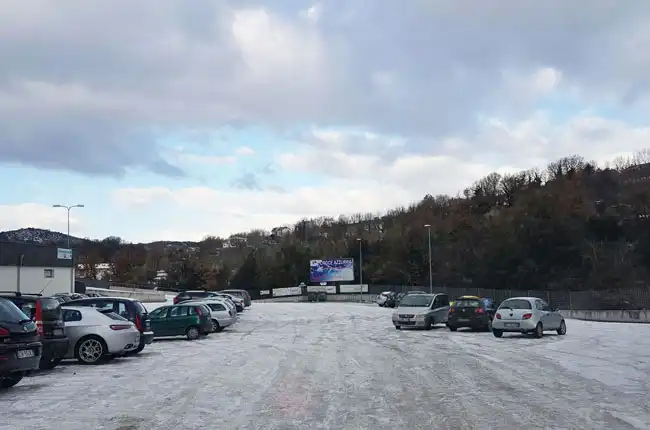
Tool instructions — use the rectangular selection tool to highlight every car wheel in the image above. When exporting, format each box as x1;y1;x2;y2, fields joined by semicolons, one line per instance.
75;336;108;365
211;319;222;333
424;318;433;330
448;325;457;332
492;329;503;338
486;318;493;332
557;320;567;336
186;326;200;340
534;322;544;338
39;357;63;370
0;372;24;389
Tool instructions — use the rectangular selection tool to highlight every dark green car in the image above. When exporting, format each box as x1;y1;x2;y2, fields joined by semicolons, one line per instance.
148;304;212;340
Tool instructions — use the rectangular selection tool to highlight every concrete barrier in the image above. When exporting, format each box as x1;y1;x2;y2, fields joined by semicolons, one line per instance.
560;309;650;323
86;287;166;303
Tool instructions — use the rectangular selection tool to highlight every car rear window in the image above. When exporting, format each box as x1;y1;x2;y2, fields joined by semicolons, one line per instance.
39;298;62;320
0;299;30;322
133;301;147;314
208;303;226;312
100;310;128;321
454;299;481;308
499;299;533;310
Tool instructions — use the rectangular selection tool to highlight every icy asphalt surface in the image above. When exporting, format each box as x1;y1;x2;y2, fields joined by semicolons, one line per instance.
1;303;650;430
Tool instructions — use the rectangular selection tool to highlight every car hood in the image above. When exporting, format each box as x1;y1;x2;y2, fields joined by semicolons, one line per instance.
393;306;430;315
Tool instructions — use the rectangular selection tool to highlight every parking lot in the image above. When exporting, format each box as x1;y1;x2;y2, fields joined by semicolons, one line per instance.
2;302;650;429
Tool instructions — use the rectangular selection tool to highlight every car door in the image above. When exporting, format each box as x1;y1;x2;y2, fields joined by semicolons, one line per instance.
149;307;170;336
540;300;560;329
535;299;553;329
168;306;189;336
431;294;450;323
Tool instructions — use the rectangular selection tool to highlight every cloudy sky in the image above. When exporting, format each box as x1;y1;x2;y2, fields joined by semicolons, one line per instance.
1;1;650;242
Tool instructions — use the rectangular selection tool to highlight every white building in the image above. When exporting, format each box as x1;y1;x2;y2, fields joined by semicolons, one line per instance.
0;242;75;296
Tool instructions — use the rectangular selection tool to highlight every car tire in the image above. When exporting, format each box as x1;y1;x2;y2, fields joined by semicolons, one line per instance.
186;326;200;340
492;329;503;338
486;319;493;332
448;325;457;332
424;318;433;330
0;372;24;389
211;319;222;333
557;320;567;336
39;357;63;370
75;335;108;365
534;322;543;338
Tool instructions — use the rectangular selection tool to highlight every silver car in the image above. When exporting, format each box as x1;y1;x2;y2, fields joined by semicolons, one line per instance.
492;297;567;338
186;299;236;332
61;306;141;364
392;293;450;329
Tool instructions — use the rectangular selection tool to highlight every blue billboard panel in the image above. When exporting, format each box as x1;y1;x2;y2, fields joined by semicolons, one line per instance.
309;259;354;282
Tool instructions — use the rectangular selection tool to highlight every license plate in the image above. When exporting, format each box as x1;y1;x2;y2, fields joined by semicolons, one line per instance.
400;321;415;325
504;323;519;328
458;318;469;322
17;349;34;359
53;329;64;336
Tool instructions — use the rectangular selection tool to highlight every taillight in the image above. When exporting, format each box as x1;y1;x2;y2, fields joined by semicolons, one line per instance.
36;300;44;336
449;308;454;314
173;297;179;304
495;313;501;319
110;324;132;330
522;313;532;320
135;315;142;330
0;327;9;338
475;308;485;314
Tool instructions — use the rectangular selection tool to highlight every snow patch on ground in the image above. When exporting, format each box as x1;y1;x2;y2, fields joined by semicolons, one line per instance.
1;303;648;429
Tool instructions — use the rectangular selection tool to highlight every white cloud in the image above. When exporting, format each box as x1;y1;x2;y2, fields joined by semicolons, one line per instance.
235;146;255;156
0;204;84;234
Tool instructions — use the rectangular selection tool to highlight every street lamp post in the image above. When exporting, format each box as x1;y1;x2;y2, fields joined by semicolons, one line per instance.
424;224;433;294
53;204;84;293
356;238;363;303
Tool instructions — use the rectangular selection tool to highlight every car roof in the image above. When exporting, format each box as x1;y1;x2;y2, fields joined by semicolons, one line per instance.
68;297;139;303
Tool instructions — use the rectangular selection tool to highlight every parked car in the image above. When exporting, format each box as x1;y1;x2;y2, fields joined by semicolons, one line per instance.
0;292;69;369
61;307;140;364
185;299;235;332
0;298;42;388
216;293;244;312
221;289;252;307
384;292;399;308
447;296;496;332
65;297;154;354
148;304;212;340
209;296;238;314
492;297;567;338
172;290;220;304
376;292;391;306
392;293;450;329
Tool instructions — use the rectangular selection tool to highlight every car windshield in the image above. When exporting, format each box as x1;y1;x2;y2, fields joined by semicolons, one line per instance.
399;294;433;307
499;299;533;310
454;299;481;308
0;299;30;322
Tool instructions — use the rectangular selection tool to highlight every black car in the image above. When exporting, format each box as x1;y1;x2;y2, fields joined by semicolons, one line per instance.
65;297;154;354
0;292;69;370
447;296;496;332
0;298;42;388
173;290;220;305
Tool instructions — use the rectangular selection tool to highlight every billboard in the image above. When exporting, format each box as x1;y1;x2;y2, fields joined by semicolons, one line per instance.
310;259;354;282
57;248;72;260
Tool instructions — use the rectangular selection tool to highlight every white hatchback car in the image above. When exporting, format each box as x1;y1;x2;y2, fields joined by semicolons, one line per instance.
492;297;567;338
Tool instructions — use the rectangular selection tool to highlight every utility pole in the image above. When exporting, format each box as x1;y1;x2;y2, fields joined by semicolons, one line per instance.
53;204;84;293
424;224;433;294
357;238;363;302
